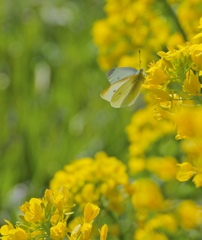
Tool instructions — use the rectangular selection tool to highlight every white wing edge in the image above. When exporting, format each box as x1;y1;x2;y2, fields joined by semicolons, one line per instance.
100;77;129;102
106;67;139;84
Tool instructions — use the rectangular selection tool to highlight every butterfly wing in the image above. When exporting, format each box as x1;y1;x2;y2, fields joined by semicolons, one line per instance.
100;77;129;102
106;67;139;84
111;69;145;108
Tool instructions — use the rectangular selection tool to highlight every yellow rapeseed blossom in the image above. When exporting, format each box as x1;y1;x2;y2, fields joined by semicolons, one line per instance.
146;214;177;233
145;46;198;111
81;204;102;240
20;198;45;223
176;162;196;182
126;106;174;158
134;213;177;240
50;222;66;240
3;12;202;239
126;106;176;180
128;157;146;174
177;0;202;40
99;224;108;240
70;203;104;240
0;221;28;240
177;160;202;188
83;203;100;223
173;105;202;187
50;152;128;213
92;0;201;70
175;106;202;139
147;157;178;181
135;228;168;240
1;189;106;240
144;18;202;119
193;172;202;188
70;223;82;240
131;179;164;210
190;43;202;70
176;200;202;229
51;187;73;214
81;223;92;240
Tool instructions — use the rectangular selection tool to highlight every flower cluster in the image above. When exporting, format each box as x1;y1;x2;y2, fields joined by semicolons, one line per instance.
2;110;202;240
48;154;202;240
174;106;202;187
126;106;177;179
2;3;202;240
141;18;202;188
0;186;107;240
50;152;128;214
133;199;202;239
145;46;202;115
92;0;201;70
144;18;202;115
124;106;202;239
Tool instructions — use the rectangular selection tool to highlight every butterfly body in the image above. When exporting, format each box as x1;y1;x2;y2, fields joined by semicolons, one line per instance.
100;67;145;108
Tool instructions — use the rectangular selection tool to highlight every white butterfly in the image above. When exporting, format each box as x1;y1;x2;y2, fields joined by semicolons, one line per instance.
100;67;145;108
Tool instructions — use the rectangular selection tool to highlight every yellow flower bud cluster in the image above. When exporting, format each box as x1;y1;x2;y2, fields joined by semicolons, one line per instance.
0;187;107;240
92;0;201;70
50;152;128;214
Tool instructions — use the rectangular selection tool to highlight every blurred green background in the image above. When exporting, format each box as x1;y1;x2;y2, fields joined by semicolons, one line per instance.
0;0;139;222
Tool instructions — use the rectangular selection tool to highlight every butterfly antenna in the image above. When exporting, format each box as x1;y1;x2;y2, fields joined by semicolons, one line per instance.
138;50;142;69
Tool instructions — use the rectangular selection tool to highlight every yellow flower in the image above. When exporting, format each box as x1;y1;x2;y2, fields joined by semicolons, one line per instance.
149;89;173;109
50;222;66;240
145;61;169;88
126;106;174;158
176;162;196;182
183;70;201;95
131;179;164;210
20;198;44;223
177;200;202;229
50;152;128;212
83;203;100;223
175;106;202;140
118;55;144;69
0;221;28;240
52;186;72;214
70;203;101;240
193;173;202;188
50;213;60;226
145;37;202;113
146;214;177;233
78;183;100;204
92;0;202;71
1;190;106;240
181;138;202;159
135;228;168;240
153;108;174;121
71;223;82;240
128;157;146;174
193;17;202;39
99;224;108;240
92;20;113;46
190;43;202;70
0;220;14;235
147;157;178;181
178;1;202;40
81;203;101;239
198;16;202;29
193;32;202;39
81;223;92;240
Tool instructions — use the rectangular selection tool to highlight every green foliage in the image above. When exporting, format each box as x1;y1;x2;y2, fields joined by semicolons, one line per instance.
0;0;137;222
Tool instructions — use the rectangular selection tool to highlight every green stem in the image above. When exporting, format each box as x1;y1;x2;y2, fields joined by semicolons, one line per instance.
161;0;187;41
